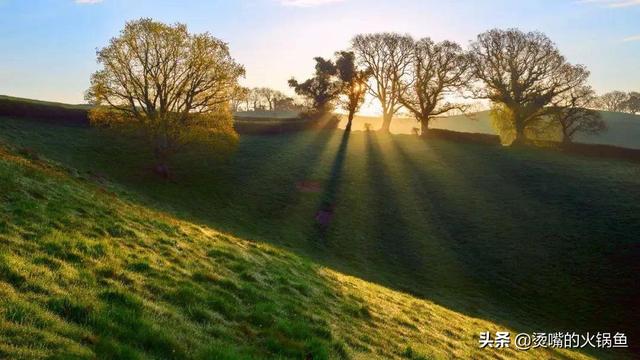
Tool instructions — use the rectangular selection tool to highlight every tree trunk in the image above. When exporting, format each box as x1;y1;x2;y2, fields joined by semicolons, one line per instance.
511;119;527;146
420;118;430;137
345;111;355;132
153;139;171;179
380;112;392;133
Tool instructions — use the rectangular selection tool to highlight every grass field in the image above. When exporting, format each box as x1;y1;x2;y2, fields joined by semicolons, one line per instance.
343;111;640;149
0;95;91;110
1;116;639;359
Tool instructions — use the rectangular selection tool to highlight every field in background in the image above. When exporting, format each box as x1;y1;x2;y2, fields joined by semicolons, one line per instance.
234;111;301;122
1;116;638;359
340;111;640;149
1;95;638;149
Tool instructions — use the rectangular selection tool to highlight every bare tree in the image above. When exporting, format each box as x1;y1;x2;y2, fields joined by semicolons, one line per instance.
549;86;606;144
399;38;470;136
469;29;588;145
335;51;370;132
352;33;414;133
621;92;640;114
259;88;287;111
598;91;629;112
230;86;249;112
87;18;244;175
248;88;263;111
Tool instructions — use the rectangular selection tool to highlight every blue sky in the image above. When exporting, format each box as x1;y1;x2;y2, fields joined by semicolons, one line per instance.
0;0;638;104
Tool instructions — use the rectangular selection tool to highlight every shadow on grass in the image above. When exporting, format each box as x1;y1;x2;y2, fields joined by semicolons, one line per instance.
401;135;640;357
2;118;638;358
363;132;426;277
313;130;351;244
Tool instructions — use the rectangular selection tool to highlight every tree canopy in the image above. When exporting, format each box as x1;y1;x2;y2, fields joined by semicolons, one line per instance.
352;33;414;133
288;57;341;113
87;18;244;173
469;29;588;145
335;51;370;131
549;86;606;144
399;38;470;135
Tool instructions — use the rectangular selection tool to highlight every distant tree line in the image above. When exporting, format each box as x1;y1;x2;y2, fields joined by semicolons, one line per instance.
594;91;640;114
230;87;306;113
291;28;617;146
86;18;630;178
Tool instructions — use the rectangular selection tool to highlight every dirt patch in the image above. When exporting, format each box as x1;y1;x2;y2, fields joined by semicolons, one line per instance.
296;180;322;193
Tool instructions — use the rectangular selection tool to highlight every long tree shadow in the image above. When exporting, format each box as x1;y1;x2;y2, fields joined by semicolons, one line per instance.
361;132;428;287
312;130;351;242
407;136;640;356
3;118;637;357
387;136;545;332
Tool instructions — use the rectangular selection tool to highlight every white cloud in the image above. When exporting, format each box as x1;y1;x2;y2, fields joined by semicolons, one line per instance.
278;0;345;7
578;0;640;8
75;0;103;4
623;34;640;42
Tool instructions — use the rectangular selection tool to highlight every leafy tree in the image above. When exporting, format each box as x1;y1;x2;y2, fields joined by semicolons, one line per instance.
399;38;469;136
288;57;340;113
335;51;370;132
469;29;588;145
598;91;629;112
87;19;244;175
352;33;414;133
549;86;606;144
621;92;640;114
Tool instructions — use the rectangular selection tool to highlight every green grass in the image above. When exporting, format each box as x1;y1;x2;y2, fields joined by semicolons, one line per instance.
1;116;638;359
346;111;640;149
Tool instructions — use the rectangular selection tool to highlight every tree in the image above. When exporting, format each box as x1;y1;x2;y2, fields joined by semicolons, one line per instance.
352;33;414;133
399;38;469;136
230;86;249;112
248;88;263;111
288;57;341;113
257;88;286;111
335;51;370;132
86;18;244;175
469;29;588;145
621;92;640;114
598;91;629;112
273;96;304;112
549;86;606;144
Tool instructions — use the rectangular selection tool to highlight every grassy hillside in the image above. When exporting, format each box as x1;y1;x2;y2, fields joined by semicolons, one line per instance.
344;110;640;149
1;116;638;359
0;95;91;110
0;128;600;360
0;96;90;126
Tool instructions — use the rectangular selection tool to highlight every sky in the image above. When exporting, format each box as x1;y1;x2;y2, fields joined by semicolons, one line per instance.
0;0;638;105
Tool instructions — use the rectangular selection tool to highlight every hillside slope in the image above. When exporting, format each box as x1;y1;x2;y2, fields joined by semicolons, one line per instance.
0;144;598;359
0;95;91;110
